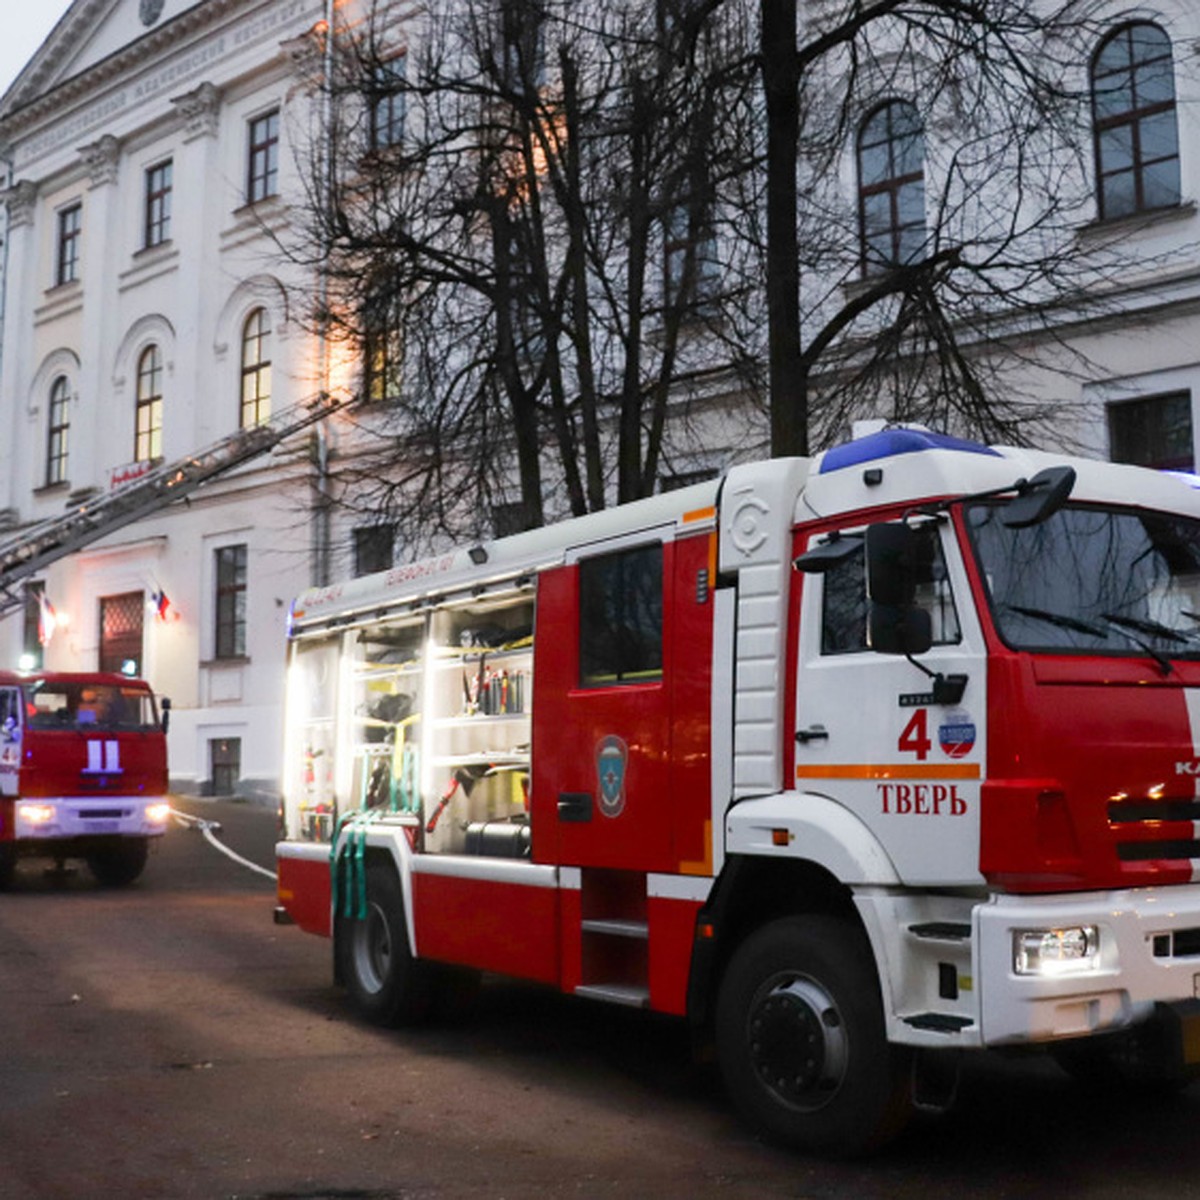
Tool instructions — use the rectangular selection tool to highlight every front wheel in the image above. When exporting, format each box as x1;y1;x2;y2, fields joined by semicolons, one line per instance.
336;861;435;1026
715;914;912;1156
87;838;149;887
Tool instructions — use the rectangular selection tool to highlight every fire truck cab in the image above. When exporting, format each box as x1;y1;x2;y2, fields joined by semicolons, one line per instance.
276;428;1200;1153
0;671;170;887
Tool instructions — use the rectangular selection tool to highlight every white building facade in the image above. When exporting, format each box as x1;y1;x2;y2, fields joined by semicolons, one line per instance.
0;0;336;799
2;0;1200;800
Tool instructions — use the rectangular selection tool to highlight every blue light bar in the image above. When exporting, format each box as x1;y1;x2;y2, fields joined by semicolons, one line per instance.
819;428;1001;474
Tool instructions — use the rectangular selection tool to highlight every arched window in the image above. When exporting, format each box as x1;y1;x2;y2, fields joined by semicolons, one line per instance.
46;376;70;486
240;308;272;428
135;345;163;463
1092;22;1180;220
857;100;926;273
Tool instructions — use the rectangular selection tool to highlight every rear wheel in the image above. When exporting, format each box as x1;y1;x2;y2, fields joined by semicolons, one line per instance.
715;914;912;1156
87;838;149;887
336;861;435;1026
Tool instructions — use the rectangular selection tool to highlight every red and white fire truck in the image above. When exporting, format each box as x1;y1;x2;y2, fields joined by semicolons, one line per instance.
0;671;170;887
275;427;1200;1153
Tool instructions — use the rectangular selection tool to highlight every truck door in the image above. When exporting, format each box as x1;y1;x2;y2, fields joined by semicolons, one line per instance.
532;535;678;872
791;516;987;886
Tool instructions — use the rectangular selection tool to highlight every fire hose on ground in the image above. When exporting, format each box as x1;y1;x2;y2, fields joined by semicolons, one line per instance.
169;807;277;881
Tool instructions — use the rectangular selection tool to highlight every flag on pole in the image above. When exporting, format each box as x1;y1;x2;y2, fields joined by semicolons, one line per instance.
151;587;171;622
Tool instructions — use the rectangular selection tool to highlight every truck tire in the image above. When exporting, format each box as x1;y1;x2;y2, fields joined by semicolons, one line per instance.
715;914;912;1156
336;860;435;1026
87;838;149;887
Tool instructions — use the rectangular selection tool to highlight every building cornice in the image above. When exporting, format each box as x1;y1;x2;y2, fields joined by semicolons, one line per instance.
2;0;245;138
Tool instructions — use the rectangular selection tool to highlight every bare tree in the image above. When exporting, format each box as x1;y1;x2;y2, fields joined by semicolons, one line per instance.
289;0;762;549
766;0;1157;454
288;0;1182;552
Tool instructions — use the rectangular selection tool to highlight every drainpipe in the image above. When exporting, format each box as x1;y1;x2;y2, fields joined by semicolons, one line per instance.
313;0;336;587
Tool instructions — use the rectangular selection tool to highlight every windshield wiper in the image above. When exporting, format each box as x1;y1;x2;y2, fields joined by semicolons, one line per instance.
1100;613;1193;645
1097;615;1173;676
1004;604;1173;675
1004;604;1108;637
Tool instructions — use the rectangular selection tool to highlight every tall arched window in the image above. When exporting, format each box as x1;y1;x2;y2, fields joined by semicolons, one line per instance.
857;100;926;274
240;308;272;428
135;345;163;462
1092;22;1180;220
46;376;70;486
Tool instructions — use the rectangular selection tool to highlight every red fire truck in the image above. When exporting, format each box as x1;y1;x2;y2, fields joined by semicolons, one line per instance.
275;427;1200;1153
0;671;170;887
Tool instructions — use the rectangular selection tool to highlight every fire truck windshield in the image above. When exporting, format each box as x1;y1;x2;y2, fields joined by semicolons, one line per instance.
968;502;1200;658
25;682;158;732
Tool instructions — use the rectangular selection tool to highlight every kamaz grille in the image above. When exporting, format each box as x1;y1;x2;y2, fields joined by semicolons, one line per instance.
1109;795;1200;863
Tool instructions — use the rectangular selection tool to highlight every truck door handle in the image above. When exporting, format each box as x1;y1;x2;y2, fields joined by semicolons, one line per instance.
557;792;593;823
795;725;829;744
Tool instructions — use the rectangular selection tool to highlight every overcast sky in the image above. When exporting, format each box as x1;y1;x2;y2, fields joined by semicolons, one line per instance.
1;3;72;96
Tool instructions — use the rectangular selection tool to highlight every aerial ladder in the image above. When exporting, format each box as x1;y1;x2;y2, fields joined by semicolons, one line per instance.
0;392;347;619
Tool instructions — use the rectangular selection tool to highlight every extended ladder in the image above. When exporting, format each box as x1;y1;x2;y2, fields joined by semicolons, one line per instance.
0;392;346;618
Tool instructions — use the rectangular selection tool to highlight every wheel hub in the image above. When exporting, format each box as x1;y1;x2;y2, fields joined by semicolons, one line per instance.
749;975;848;1110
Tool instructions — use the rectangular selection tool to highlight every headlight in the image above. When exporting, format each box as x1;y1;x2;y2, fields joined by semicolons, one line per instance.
1013;926;1099;975
145;802;171;824
17;802;56;825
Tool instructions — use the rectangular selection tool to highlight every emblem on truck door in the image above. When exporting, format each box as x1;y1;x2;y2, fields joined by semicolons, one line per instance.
596;735;628;818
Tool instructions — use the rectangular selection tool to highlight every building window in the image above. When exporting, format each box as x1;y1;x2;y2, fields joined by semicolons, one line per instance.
857;100;926;274
664;200;719;309
247;109;280;204
1108;391;1193;471
46;376;70;486
353;525;394;577
99;592;145;675
215;544;248;659
23;582;45;669
144;160;172;247
56;203;81;286
240;308;272;428
1092;23;1180;221
135;345;163;463
579;543;663;686
363;285;402;401
369;56;406;149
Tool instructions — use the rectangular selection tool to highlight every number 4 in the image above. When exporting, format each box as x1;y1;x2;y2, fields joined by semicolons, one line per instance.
899;709;931;761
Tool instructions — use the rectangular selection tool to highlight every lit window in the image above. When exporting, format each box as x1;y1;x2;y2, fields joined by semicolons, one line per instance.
46;376;70;486
240;308;272;428
144;160;172;248
248;110;280;204
857;100;926;274
135;345;163;463
1092;23;1180;220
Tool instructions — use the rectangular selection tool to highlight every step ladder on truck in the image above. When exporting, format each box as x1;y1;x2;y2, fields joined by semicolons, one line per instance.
275;427;1200;1154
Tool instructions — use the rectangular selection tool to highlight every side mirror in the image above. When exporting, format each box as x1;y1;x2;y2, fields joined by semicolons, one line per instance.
1001;466;1075;529
865;523;934;656
161;696;172;735
869;603;933;656
793;532;863;574
865;522;920;607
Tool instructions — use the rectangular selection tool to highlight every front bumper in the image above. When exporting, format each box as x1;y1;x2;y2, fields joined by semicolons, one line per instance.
978;885;1200;1045
11;796;170;842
